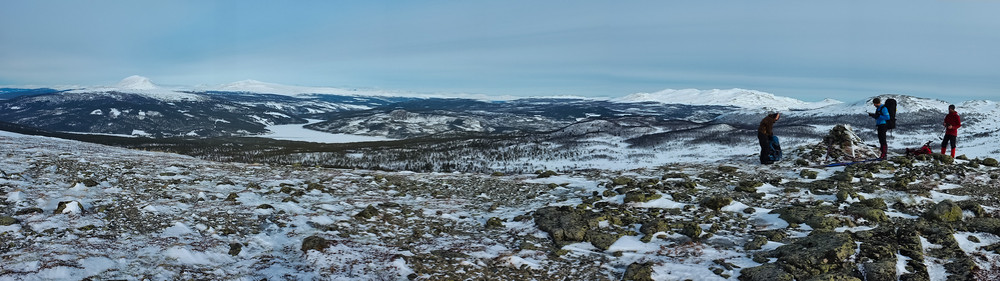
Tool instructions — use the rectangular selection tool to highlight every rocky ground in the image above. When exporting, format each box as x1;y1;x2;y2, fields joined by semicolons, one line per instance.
2;130;1000;280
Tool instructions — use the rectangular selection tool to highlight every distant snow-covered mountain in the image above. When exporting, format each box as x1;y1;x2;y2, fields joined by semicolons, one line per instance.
617;88;843;111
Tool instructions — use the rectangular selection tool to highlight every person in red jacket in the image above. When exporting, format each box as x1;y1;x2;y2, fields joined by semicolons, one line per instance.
941;104;961;157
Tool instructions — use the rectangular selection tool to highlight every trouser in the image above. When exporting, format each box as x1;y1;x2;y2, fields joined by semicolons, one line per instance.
941;134;957;156
758;133;772;164
877;124;888;159
941;134;957;149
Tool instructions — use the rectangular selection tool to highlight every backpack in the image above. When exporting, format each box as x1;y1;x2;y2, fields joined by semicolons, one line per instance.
885;98;897;130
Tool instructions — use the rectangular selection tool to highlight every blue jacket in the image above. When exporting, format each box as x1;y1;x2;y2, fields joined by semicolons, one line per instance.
874;105;890;125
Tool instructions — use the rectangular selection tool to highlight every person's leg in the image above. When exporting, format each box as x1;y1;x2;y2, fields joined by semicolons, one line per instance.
947;135;957;157
758;133;771;164
877;125;888;159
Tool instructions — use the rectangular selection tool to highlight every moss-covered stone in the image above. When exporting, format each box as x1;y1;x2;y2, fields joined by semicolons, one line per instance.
622;262;654;281
679;222;702;240
675;181;697;189
770;231;856;279
925;200;963;222
81;178;99;187
229;242;242;256
224;192;238;202
15;207;43;216
301;235;329;253
354;204;380;220
53;201;83;214
611;176;634;186
0;216;18;226
640;219;671;236
800;170;819;179
533;206;604;246
701;196;733;211
957;201;985;218
845;198;889;223
718;166;739;174
738;263;794;281
585;230;624;251
624;191;662;203
982;158;998;167
745;236;769;250
485;217;504;229
536;170;558;178
736;181;764;193
966;217;1000;235
861;259;897;281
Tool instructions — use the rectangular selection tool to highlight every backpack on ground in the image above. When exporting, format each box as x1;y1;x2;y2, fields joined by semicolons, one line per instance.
885;98;897;130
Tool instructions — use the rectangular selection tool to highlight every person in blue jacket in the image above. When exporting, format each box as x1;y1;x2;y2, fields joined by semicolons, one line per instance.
868;97;891;159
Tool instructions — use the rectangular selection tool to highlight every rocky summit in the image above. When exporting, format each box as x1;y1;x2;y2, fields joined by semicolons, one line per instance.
2;128;1000;280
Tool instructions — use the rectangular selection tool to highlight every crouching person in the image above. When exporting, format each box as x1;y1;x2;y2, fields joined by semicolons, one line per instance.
758;113;781;164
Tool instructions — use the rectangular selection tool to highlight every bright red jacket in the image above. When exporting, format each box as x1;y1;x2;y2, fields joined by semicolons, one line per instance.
944;111;961;136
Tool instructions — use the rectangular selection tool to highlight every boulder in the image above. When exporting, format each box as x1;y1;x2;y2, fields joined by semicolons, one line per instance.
301;235;329;253
770;231;856;279
622;262;654;281
925;200;962;222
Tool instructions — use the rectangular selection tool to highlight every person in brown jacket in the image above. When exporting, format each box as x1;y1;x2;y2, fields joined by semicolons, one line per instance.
758;112;781;164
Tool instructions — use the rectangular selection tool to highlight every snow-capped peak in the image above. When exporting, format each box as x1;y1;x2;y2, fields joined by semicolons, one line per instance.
615;88;841;111
66;76;206;102
116;75;158;90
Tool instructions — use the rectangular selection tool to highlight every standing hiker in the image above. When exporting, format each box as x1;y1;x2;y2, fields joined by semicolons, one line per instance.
941;104;961;157
868;98;891;160
757;112;781;164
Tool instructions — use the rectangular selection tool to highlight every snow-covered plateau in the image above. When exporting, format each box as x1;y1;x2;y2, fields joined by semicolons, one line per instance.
3;123;1000;280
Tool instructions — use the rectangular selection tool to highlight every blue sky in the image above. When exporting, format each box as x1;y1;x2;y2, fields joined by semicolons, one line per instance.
2;1;998;102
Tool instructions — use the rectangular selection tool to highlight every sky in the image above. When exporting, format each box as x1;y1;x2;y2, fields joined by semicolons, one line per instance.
2;0;999;103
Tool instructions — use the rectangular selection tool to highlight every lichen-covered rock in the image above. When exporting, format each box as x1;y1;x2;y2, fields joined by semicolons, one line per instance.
675;181;697;189
228;242;242;256
800;170;819;179
718;166;738;174
932;153;954;165
611;176;634;186
536;170;558;178
301;235;329;253
679;222;702;240
770;231;856;279
738;263;793;281
861;256;896;281
639;219;671;236
533;206;603;246
485;217;504;229
354;204;380;220
925;200;962;222
54;201;84;215
622;262;654;281
14;207;43;216
224;192;238;202
966;217;1000;235
846;198;889;223
982;158;999;167
701;196;733;211
624;191;661;203
736;181;764;193
81;178;99;187
0;216;18;226
957;201;985;217
745;236;768;250
585;230;623;251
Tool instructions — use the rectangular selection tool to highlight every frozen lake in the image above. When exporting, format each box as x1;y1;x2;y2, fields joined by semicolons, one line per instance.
261;119;394;143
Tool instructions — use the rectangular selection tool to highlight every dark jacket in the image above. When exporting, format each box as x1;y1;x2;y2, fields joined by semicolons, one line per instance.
944;111;961;136
758;114;778;136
